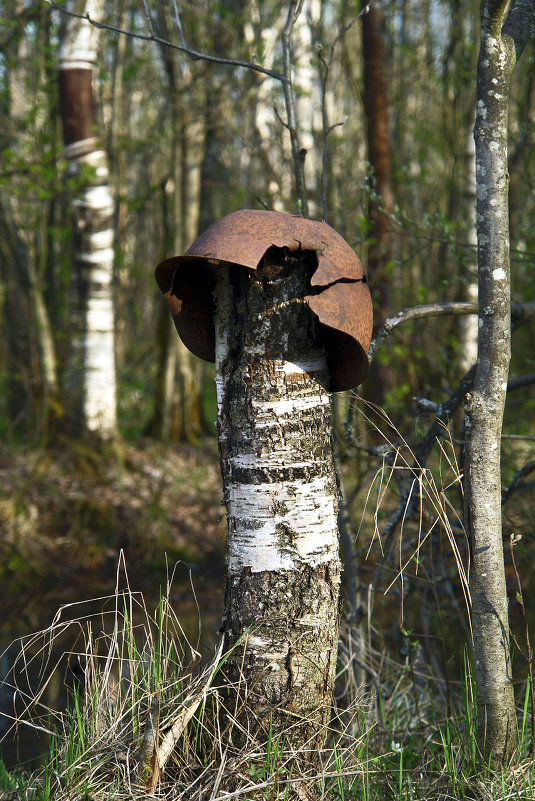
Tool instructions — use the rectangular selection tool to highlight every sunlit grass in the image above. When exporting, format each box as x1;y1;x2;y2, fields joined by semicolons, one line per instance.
1;400;534;799
1;574;534;800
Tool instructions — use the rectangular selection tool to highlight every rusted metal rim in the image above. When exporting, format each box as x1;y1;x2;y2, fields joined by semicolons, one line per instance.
155;209;373;392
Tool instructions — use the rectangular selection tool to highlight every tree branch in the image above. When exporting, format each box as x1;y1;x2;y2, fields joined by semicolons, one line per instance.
503;0;535;60
368;300;535;364
170;0;187;49
502;460;535;505
47;0;287;83
483;0;510;35
368;302;477;362
507;372;535;392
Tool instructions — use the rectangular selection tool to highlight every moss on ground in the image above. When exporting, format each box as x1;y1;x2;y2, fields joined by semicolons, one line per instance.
0;439;226;603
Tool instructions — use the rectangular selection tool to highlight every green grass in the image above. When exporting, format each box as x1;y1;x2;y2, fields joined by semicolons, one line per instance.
1;586;535;801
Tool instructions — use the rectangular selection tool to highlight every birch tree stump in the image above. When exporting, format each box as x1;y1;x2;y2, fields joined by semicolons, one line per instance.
214;246;341;781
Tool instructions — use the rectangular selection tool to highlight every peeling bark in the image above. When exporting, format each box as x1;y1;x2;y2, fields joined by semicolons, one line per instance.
59;0;117;438
465;0;534;766
215;248;340;788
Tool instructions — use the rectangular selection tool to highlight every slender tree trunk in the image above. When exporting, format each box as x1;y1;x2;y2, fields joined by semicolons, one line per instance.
149;123;206;442
362;2;393;286
459;117;479;372
34;4;59;408
293;1;322;219
243;5;288;212
148;12;206;442
361;1;394;404
1;2;58;431
59;0;117;438
216;248;340;793
0;192;35;425
465;0;534;766
173;97;206;442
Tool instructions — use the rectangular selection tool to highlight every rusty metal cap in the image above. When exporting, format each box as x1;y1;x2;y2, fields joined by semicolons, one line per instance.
155;209;372;391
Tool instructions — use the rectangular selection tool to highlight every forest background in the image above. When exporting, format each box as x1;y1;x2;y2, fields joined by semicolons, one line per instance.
1;0;535;793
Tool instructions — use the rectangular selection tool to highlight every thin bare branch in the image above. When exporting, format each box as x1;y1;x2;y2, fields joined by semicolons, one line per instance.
170;0;187;48
141;0;156;37
368;302;476;362
502;460;535;505
273;100;290;131
507;372;535;392
47;1;287;83
368;300;535;363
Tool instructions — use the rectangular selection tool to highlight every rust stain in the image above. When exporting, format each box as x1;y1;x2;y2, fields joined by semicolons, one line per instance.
155;209;373;391
59;69;97;151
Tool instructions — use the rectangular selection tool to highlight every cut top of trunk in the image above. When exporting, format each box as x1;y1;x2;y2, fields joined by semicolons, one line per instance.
155;209;373;392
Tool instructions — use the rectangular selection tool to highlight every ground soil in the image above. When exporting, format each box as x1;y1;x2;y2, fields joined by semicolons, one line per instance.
0;439;227;623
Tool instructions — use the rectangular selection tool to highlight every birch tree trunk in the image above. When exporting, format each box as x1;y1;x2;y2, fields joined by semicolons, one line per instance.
459;116;479;372
293;0;322;219
465;0;534;766
59;0;117;438
215;247;340;791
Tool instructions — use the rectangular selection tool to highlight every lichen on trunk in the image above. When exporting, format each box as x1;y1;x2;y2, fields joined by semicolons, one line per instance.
464;0;535;767
214;247;341;782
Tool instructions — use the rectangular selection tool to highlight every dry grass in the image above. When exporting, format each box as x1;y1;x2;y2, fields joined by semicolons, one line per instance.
0;562;371;800
1;561;535;800
1;400;535;799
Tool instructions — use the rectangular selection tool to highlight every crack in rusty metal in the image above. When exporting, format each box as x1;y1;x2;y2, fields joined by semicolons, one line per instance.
155;209;373;392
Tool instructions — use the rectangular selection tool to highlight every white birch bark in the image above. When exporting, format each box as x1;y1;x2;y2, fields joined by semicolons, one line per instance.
59;0;117;438
293;0;323;219
215;248;340;785
459;119;478;372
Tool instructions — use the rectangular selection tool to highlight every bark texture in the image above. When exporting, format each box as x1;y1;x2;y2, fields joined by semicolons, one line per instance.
215;248;341;786
362;1;394;405
148;11;207;442
459;119;478;372
59;0;117;438
362;1;393;290
465;0;534;766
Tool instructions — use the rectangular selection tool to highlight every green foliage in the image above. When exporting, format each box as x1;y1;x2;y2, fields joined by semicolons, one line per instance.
0;0;534;796
1;0;533;446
